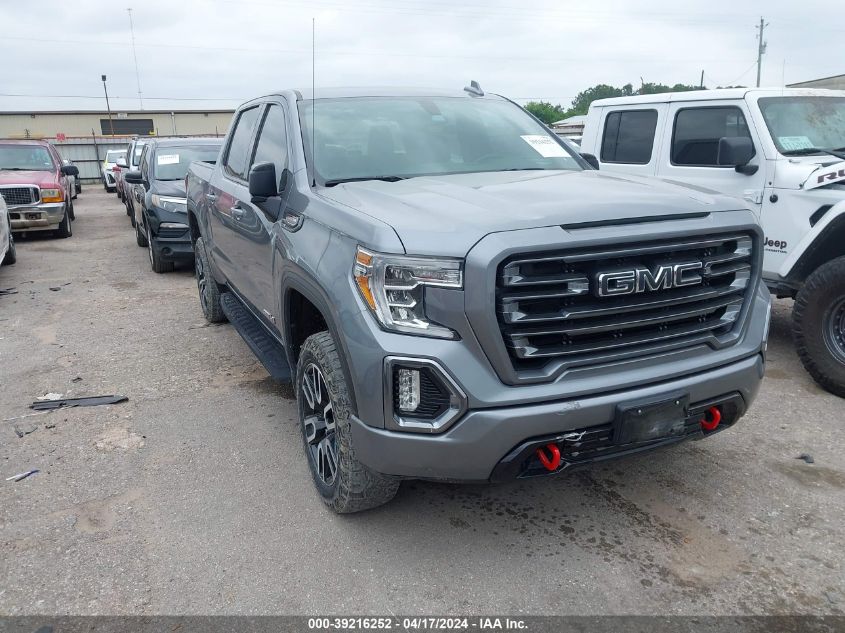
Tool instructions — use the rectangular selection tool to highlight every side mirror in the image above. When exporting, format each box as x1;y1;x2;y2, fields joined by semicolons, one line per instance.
580;153;600;170
124;170;143;184
116;159;129;169
249;161;278;201
717;137;758;174
61;164;79;177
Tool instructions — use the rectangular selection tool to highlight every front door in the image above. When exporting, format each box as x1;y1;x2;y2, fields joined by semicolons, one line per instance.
659;102;766;217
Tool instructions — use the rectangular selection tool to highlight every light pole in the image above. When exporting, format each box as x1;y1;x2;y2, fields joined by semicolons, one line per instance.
101;74;115;136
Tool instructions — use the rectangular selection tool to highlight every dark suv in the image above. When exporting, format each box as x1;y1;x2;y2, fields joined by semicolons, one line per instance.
125;137;221;273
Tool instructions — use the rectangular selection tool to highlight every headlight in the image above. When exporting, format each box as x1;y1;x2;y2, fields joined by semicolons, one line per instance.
353;247;462;339
40;188;63;203
151;194;187;213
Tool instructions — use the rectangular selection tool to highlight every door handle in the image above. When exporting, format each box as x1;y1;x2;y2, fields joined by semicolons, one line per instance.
206;192;217;201
230;206;246;220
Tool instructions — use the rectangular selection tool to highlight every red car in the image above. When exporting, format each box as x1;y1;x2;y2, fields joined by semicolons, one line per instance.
0;140;78;238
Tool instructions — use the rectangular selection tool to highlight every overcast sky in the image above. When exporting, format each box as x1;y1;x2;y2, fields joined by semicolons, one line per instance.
0;0;840;112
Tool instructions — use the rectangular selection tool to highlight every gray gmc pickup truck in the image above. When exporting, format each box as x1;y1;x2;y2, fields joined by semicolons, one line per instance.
186;86;771;513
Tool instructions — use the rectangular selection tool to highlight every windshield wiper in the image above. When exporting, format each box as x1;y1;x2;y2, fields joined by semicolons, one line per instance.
323;176;406;187
782;147;845;160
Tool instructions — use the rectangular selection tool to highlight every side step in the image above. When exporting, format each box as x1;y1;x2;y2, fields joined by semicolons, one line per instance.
220;292;292;383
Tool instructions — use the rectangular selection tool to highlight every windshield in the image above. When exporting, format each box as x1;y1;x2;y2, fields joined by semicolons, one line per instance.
106;150;126;164
152;145;221;181
0;145;54;171
298;96;582;184
759;96;845;154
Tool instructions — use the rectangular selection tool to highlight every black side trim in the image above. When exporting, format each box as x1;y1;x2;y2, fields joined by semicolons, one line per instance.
561;212;709;230
810;205;832;227
221;293;292;383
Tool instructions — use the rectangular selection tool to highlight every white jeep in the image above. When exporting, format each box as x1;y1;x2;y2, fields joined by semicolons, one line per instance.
581;88;845;396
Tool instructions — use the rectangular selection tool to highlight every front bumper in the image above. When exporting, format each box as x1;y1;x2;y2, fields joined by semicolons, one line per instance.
9;203;65;231
351;353;764;481
148;211;193;262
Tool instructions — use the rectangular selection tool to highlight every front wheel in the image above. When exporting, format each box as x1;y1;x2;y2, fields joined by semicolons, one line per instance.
194;236;226;323
147;225;174;274
55;206;72;239
793;256;845;398
2;222;15;265
296;331;400;513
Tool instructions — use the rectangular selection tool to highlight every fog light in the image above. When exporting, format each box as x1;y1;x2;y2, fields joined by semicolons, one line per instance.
396;368;420;412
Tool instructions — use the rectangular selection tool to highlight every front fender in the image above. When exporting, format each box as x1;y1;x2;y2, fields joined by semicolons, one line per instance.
779;199;845;279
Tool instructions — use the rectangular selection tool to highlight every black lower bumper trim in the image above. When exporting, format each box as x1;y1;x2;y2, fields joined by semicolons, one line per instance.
489;392;746;482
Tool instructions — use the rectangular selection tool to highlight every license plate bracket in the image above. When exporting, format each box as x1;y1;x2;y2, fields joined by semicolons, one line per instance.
615;394;689;445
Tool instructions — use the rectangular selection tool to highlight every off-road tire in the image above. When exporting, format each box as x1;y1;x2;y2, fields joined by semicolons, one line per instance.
147;225;174;274
2;221;15;265
793;256;845;398
296;331;400;513
194;237;226;323
135;218;148;247
55;207;72;239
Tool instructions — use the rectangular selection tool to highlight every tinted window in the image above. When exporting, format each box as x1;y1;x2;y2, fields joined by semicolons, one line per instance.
251;105;288;188
672;107;753;166
101;118;154;135
601;110;658;164
225;107;261;179
152;145;222;181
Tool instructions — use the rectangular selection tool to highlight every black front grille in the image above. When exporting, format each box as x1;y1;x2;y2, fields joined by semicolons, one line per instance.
497;233;755;371
0;186;38;206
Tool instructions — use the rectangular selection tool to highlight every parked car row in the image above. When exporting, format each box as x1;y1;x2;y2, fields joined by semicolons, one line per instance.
0;139;79;240
121;137;222;273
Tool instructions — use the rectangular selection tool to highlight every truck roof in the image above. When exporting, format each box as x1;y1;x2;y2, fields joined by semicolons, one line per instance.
260;86;507;101
590;87;845;108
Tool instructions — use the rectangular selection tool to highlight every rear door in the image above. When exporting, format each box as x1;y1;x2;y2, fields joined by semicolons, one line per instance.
658;101;766;215
592;105;667;177
207;104;263;288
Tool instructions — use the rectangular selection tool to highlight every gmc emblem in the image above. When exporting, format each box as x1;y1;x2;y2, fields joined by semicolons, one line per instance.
596;262;704;297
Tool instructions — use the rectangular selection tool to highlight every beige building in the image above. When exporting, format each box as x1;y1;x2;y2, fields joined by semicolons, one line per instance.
0;109;234;139
787;74;845;90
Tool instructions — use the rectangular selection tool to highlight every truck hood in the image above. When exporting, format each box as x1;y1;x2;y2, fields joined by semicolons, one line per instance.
152;180;187;197
0;170;59;188
318;170;744;256
773;156;845;191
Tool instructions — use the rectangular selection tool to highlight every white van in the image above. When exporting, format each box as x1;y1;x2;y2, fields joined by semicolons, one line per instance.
581;88;845;396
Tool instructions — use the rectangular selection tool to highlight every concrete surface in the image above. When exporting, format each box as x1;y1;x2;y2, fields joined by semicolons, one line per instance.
0;190;843;616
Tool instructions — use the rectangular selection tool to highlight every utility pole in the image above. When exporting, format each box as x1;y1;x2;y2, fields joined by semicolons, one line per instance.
699;69;704;89
101;74;115;136
755;17;768;88
127;8;144;109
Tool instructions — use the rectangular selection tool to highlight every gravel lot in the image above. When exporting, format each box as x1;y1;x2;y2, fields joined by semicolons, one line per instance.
0;190;843;616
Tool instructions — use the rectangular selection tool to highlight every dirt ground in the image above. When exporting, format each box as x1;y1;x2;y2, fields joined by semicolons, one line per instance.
0;189;843;615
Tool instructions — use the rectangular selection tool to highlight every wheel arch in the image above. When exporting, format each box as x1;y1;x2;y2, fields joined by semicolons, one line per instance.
282;271;359;413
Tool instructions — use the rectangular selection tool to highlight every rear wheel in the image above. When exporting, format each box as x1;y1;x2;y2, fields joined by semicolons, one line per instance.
297;331;400;513
194;236;226;323
793;256;845;398
2;221;15;265
55;206;72;239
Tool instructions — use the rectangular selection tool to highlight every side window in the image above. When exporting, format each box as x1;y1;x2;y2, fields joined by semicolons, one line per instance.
672;106;754;166
224;106;261;179
250;104;288;188
601;110;658;164
140;145;151;180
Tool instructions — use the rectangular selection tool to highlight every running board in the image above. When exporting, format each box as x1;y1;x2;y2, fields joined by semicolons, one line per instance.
220;292;292;383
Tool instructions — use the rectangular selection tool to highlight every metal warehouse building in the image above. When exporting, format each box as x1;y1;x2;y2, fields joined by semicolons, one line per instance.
0;108;234;139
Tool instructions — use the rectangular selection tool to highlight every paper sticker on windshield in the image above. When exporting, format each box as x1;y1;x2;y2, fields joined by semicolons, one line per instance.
520;135;567;158
157;154;179;165
778;136;814;151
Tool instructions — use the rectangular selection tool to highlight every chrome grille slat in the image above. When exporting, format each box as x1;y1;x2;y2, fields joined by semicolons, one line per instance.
0;186;39;206
496;232;755;371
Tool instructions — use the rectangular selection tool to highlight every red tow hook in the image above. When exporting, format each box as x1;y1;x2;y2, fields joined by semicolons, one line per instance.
700;406;722;432
536;443;561;472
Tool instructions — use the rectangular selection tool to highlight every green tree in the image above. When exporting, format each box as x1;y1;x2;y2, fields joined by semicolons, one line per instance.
569;84;627;115
523;101;568;124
